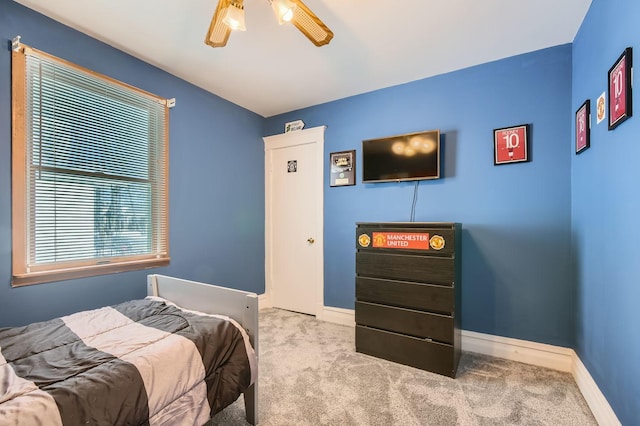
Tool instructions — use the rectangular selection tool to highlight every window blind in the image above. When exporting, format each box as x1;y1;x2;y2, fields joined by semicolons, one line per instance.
12;44;170;285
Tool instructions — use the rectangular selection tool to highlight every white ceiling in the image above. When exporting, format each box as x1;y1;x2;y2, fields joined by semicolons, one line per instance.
14;0;592;118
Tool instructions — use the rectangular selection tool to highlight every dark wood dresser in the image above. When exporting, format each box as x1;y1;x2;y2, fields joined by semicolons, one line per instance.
355;222;462;378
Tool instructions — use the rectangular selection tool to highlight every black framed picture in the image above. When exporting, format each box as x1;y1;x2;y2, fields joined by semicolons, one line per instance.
576;100;590;154
330;150;356;187
608;47;633;130
493;124;530;165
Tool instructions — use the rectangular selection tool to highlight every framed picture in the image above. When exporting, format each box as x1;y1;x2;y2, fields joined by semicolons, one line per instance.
330;150;355;187
493;124;530;165
575;100;591;154
608;47;633;130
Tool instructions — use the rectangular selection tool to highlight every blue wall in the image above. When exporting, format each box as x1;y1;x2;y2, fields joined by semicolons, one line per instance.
264;45;575;348
2;0;637;421
572;0;640;423
0;0;265;327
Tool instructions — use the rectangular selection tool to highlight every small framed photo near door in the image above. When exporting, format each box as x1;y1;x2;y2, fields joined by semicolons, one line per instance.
576;100;591;154
608;47;633;130
330;150;356;187
493;124;530;165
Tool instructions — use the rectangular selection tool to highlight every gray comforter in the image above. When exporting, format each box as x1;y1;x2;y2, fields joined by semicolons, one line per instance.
0;298;256;425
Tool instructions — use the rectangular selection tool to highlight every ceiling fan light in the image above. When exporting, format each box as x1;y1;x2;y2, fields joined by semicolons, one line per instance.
271;0;296;25
222;2;246;31
205;0;333;48
282;8;294;22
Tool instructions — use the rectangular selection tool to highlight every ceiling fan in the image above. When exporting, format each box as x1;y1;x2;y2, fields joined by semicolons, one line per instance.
205;0;334;48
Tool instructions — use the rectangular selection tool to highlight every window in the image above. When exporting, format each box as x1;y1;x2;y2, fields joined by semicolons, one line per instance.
11;41;170;286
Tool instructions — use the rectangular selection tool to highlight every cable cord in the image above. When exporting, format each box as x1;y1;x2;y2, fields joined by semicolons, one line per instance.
410;180;419;222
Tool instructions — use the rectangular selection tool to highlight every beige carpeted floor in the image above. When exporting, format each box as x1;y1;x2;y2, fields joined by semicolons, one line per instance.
209;308;596;425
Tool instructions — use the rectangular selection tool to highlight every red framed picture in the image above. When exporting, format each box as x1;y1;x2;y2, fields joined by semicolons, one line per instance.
493;124;530;165
576;100;591;154
608;47;633;130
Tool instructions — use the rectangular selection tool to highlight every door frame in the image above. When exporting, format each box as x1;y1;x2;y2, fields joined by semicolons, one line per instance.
263;126;325;317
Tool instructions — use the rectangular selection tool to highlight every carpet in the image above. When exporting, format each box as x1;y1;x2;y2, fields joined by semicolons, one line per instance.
208;308;596;425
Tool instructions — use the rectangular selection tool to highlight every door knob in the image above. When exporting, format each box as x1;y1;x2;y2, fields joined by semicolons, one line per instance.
307;237;315;244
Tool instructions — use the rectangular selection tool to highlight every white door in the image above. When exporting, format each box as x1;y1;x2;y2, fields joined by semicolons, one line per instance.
264;127;324;316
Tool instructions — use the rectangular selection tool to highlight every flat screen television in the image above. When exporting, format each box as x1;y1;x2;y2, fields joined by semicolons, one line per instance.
362;129;441;183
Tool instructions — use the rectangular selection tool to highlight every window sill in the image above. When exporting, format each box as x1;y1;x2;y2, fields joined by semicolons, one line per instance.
12;257;170;287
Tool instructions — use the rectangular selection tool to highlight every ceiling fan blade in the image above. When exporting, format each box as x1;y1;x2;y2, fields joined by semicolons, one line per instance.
290;0;334;47
205;0;233;48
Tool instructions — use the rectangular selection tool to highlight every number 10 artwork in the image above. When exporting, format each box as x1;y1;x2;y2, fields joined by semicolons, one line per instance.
493;124;530;165
576;100;591;155
608;47;633;130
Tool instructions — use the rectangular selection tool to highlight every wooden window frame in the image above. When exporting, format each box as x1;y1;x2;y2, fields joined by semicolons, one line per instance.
11;43;170;287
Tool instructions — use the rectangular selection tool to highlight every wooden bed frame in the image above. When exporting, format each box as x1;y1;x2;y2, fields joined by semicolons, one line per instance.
147;274;259;425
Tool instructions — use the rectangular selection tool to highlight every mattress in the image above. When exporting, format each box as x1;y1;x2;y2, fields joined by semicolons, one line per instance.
0;297;257;425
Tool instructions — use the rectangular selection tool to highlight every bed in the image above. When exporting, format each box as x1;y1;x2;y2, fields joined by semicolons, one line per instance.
0;274;259;425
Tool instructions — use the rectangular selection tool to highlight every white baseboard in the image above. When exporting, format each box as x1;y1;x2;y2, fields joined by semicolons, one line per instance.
571;352;621;426
258;293;271;309
460;330;574;372
317;306;355;327
460;331;621;423
317;306;619;425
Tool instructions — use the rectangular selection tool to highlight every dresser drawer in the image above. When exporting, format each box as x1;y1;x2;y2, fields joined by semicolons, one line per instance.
356;277;454;313
355;301;453;343
356;325;455;377
356;252;454;284
356;224;456;257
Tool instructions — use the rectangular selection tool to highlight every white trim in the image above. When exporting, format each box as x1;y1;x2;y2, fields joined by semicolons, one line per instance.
315;306;619;424
258;293;272;310
571;352;621;426
318;306;355;327
460;330;573;372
